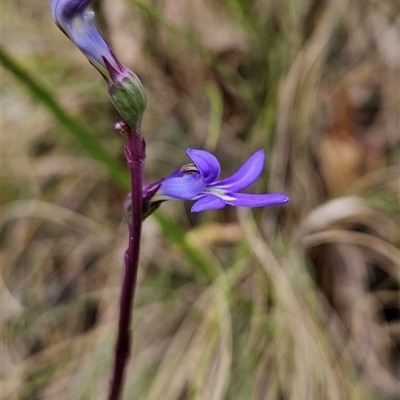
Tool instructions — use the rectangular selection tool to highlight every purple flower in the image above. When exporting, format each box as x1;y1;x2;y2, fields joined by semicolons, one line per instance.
51;0;124;80
150;149;289;213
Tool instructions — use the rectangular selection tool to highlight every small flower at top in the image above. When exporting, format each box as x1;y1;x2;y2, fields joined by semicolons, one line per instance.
51;0;146;128
146;149;289;213
51;0;120;79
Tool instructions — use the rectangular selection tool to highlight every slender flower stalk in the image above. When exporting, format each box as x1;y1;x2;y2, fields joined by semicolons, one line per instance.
109;123;145;400
51;2;289;399
51;1;146;399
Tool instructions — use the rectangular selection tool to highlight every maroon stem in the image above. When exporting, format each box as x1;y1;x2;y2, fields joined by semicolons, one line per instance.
108;128;145;400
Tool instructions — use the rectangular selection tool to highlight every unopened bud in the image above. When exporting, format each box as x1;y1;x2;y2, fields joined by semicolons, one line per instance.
107;69;147;129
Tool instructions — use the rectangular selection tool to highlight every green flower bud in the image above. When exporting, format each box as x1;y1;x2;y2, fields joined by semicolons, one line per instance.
107;68;147;129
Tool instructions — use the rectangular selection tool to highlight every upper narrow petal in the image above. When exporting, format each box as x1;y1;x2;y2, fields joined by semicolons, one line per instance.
191;195;226;212
222;192;289;208
210;150;265;191
187;149;221;184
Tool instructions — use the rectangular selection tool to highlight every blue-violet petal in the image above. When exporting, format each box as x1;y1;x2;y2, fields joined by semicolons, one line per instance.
223;192;289;208
191;195;226;212
211;150;265;191
187;149;221;184
157;172;205;200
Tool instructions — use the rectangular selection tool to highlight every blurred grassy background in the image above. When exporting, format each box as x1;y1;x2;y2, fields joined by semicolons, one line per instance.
1;0;399;399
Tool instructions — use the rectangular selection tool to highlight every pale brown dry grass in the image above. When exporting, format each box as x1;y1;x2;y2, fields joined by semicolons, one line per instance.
1;0;399;399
